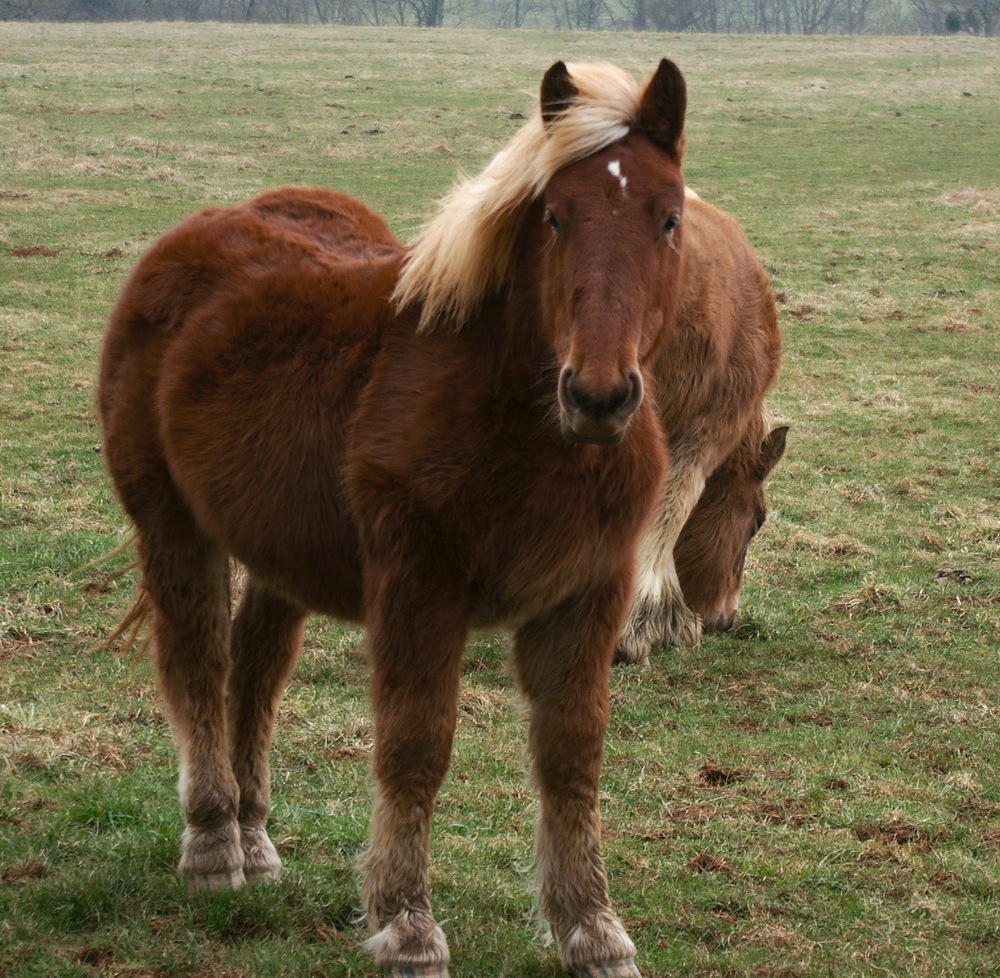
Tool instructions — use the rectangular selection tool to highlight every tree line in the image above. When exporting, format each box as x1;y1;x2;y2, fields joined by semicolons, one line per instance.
1;0;994;36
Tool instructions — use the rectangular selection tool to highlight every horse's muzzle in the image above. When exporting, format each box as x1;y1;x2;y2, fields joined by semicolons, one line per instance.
558;366;644;446
701;606;738;633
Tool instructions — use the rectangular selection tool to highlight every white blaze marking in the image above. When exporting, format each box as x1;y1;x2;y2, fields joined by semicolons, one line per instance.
607;159;627;192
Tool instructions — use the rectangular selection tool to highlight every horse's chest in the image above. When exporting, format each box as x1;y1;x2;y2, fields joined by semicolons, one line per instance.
352;353;664;624
467;434;663;625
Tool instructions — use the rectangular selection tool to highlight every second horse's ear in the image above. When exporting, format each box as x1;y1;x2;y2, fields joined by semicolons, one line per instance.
758;425;789;479
540;61;579;129
638;58;687;161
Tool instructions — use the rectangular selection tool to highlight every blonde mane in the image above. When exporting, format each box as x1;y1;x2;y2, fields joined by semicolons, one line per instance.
392;63;645;331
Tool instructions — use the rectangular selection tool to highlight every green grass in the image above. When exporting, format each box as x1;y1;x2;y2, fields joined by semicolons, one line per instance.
3;23;1000;978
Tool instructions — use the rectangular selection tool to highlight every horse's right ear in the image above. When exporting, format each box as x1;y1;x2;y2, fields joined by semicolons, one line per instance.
541;61;579;129
639;58;687;161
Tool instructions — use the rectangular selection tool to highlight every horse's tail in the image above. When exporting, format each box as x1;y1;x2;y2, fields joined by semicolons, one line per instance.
92;545;248;659
100;587;152;659
78;530;152;659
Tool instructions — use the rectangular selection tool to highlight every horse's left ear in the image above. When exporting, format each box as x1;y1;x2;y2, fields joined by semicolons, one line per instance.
639;58;687;160
540;61;579;129
757;425;789;479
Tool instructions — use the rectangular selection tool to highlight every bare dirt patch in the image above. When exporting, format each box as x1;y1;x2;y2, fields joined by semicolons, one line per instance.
689;852;734;875
10;245;59;257
2;859;46;885
934;567;973;585
697;764;747;787
0;636;41;661
854;820;947;848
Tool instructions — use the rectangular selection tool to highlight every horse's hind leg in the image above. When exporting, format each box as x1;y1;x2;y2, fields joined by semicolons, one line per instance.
514;583;641;978
136;516;243;892
227;575;307;880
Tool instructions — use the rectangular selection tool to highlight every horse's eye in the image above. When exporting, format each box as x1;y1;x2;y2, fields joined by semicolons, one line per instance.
749;513;766;539
545;209;561;233
661;213;679;236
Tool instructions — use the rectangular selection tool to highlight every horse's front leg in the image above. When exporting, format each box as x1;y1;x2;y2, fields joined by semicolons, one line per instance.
616;451;707;663
361;560;469;978
514;583;641;978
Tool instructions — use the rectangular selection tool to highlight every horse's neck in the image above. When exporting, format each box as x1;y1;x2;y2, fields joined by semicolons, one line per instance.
455;297;545;408
452;232;551;397
656;204;738;425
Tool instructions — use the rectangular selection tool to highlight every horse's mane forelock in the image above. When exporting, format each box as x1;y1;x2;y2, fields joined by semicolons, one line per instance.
392;63;644;331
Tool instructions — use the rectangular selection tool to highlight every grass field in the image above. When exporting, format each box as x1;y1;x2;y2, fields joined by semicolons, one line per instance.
2;23;999;978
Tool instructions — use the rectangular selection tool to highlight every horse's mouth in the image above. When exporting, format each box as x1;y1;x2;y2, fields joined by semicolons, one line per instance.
701;607;738;633
560;413;629;446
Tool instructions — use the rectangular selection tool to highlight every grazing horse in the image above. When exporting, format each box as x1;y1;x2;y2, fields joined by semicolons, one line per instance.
674;413;787;633
616;188;784;663
99;61;688;978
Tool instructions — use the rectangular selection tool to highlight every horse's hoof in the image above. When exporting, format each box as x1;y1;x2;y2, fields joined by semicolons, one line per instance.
661;602;702;648
614;602;659;665
364;908;450;976
241;826;282;880
245;863;281;882
185;866;246;894
571;958;642;977
384;966;451;978
613;638;651;666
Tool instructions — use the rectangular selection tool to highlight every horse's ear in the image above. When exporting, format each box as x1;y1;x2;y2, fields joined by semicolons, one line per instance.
758;425;789;479
639;58;687;160
540;61;579;129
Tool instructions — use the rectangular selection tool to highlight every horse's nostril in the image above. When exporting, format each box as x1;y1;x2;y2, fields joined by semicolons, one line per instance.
625;369;644;414
558;365;577;412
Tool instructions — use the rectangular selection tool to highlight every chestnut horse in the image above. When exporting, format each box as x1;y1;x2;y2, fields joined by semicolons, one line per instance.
616;188;784;663
99;61;688;978
673;412;787;634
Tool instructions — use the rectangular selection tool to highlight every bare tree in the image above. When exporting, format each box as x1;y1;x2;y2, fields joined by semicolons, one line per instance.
963;0;998;31
790;0;839;31
491;0;537;27
4;0;969;35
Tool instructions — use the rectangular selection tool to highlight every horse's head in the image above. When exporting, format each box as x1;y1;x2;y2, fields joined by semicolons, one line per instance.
675;425;788;631
536;59;687;446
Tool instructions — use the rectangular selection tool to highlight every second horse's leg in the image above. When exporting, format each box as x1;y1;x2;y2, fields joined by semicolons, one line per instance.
616;453;707;662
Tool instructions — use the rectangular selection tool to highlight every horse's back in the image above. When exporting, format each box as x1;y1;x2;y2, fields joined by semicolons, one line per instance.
106;187;398;334
680;191;779;362
655;190;781;454
683;190;771;287
245;187;402;262
99;188;405;616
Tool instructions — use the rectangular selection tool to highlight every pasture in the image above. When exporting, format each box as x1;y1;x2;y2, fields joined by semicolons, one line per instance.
1;23;999;978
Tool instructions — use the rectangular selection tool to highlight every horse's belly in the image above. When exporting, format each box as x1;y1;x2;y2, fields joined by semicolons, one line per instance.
158;330;373;619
